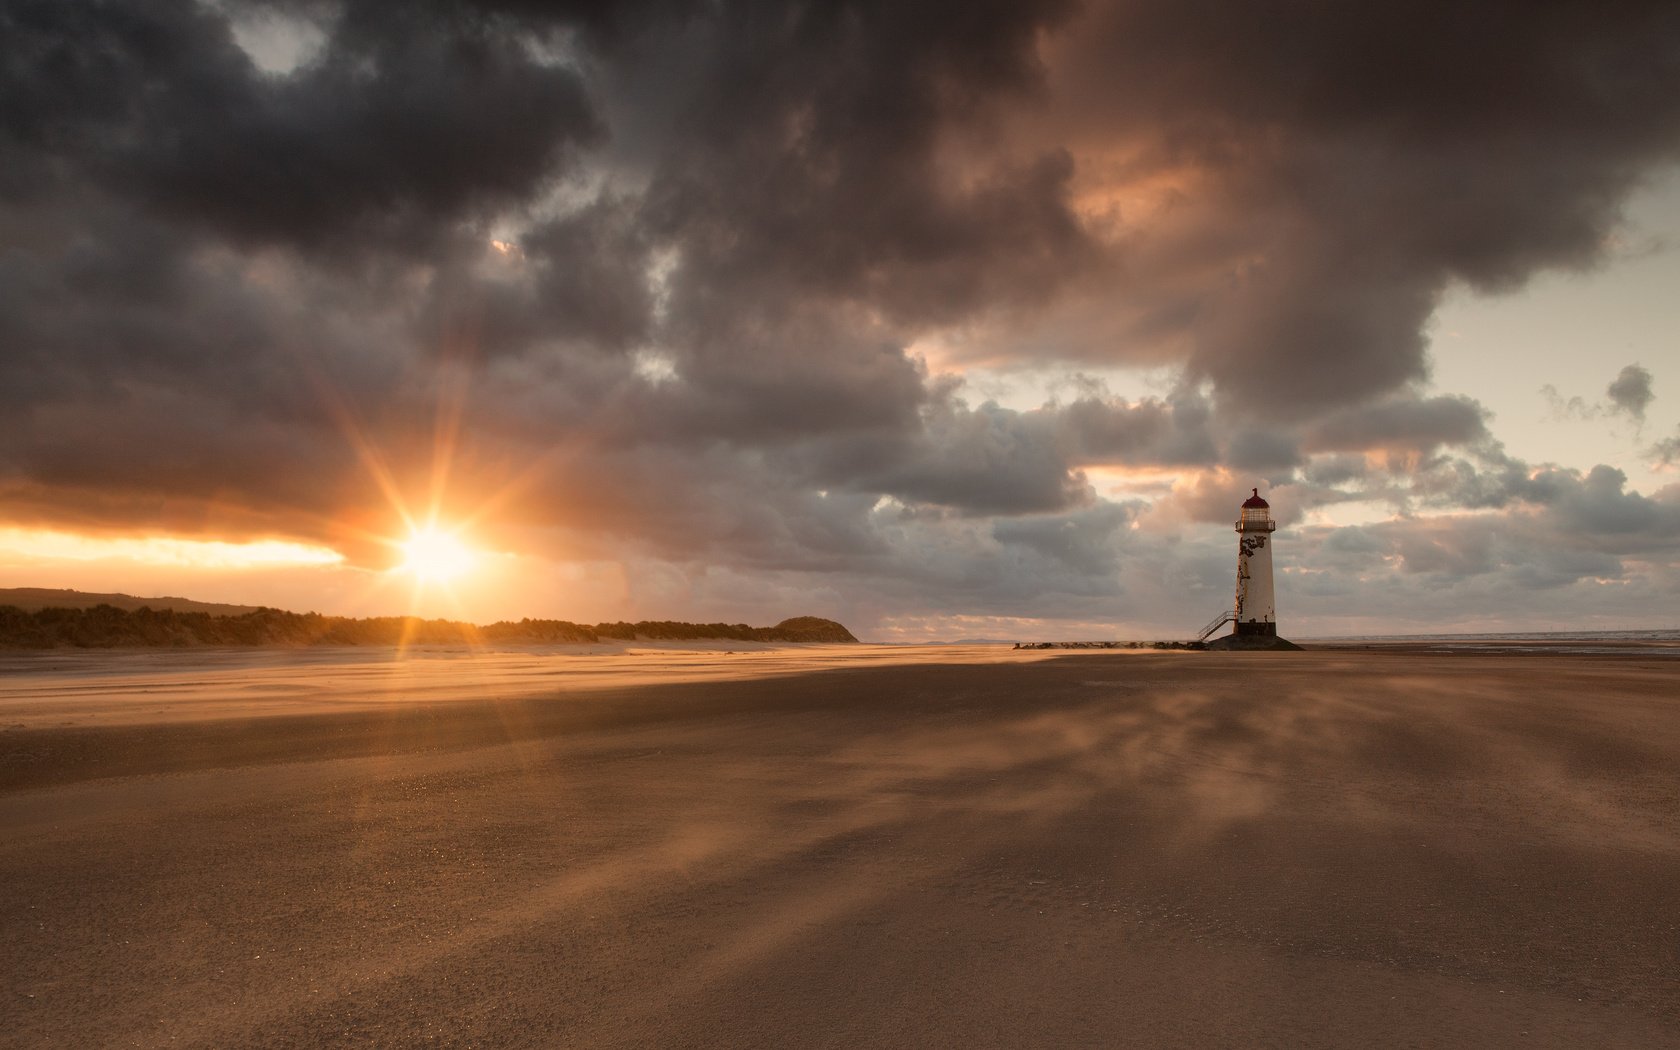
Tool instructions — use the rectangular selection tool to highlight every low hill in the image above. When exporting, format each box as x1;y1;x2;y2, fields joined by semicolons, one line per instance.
0;588;262;616
763;616;859;643
0;601;857;649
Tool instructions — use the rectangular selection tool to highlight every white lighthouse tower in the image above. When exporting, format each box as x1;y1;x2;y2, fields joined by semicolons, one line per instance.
1234;488;1277;637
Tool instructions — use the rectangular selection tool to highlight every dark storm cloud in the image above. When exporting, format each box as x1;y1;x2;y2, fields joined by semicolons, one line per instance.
632;0;1088;321
1013;0;1680;416
0;0;599;251
411;198;658;361
0;201;354;498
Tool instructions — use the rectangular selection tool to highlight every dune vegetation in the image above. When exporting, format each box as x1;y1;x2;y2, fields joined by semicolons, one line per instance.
0;604;857;649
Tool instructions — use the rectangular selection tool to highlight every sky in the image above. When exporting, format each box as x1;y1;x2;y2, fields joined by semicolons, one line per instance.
2;0;1678;640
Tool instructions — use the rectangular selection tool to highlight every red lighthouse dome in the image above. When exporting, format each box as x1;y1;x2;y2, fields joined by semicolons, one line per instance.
1241;488;1269;509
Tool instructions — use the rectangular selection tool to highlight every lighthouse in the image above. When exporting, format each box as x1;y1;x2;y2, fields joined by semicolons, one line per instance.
1234;488;1277;637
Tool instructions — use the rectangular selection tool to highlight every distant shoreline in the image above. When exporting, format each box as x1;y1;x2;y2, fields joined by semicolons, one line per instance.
1303;628;1680;642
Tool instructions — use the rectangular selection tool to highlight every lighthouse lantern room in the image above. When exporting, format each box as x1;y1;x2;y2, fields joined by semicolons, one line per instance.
1234;488;1277;637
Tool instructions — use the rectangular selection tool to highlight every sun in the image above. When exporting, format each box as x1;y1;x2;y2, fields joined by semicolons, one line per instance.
395;526;477;583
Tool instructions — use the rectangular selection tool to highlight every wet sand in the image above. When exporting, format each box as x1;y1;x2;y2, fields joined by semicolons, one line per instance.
2;646;1676;1048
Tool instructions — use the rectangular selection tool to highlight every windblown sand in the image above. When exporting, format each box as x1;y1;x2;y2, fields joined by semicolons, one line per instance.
2;645;1676;1048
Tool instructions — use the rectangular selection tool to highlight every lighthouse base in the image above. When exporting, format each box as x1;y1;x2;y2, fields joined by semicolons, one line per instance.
1205;631;1302;652
1235;620;1277;638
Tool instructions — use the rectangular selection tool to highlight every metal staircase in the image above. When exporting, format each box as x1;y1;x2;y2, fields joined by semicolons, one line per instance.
1196;609;1235;642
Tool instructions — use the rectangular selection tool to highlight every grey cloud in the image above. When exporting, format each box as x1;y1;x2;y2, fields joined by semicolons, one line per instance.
1387;520;1504;578
1312;513;1628;589
1057;388;1218;466
1648;428;1680;468
1319;526;1386;558
854;499;1206;621
1410;451;1680;553
1542;384;1598;421
1302;455;1369;488
1544;464;1680;541
815;388;1226;518
860;400;1088;516
1303;395;1489;456
1545;363;1657;426
1221;428;1301;472
1409;449;1535;511
992;501;1140;579
1606;363;1655;424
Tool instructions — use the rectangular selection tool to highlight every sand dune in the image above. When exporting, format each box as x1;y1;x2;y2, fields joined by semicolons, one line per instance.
2;646;1676;1048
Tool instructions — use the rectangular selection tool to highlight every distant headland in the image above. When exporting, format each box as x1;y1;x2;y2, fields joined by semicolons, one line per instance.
0;589;857;648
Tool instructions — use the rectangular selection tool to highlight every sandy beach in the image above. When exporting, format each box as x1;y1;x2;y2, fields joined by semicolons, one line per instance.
2;644;1676;1048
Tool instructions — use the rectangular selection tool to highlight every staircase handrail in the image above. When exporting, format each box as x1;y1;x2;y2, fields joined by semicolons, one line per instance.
1196;609;1235;642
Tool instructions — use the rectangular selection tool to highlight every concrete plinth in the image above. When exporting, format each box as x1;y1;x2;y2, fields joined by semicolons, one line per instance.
1204;633;1303;651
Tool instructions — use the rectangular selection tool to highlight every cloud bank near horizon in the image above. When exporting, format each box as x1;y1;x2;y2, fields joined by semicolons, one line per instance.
2;0;1678;634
